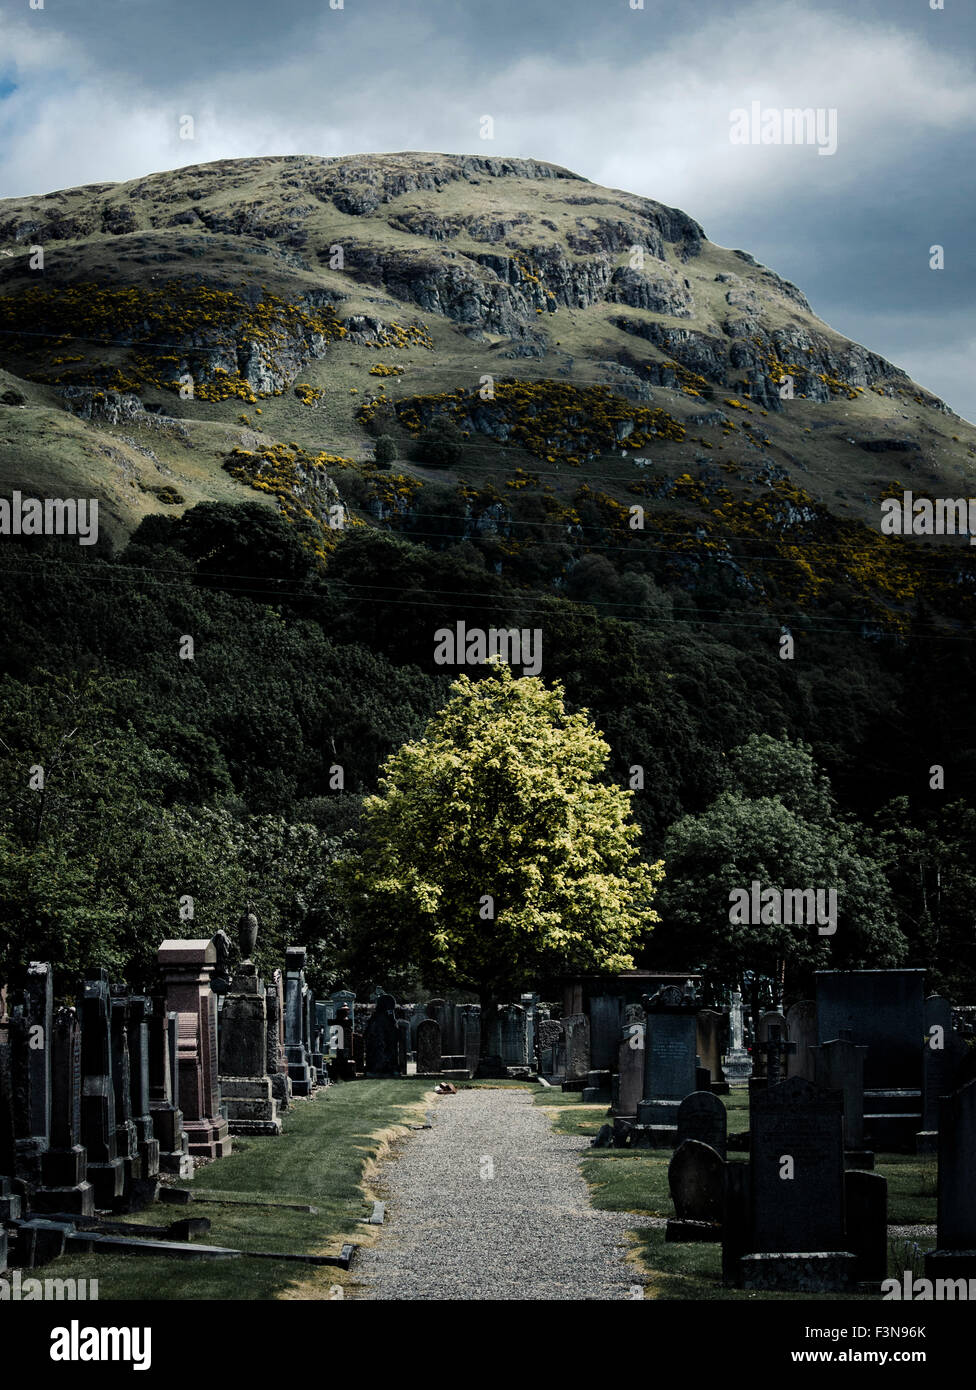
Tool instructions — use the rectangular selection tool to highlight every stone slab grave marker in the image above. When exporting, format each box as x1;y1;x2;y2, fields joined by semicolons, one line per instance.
636;984;701;1144
127;995;161;1198
364;994;401;1077
816;968;924;1152
667;1138;726;1242
110;993;146;1207
148;1002;192;1177
812;1032;869;1161
79;970;125;1204
612;1006;644;1118
919;994;966;1153
416;1019;442;1076
535;1018;563;1078
266;969;292;1109
33;1007;94;1216
562;1014;590;1084
283;947;315;1096
676;1090;727;1160
696;1009;728;1093
723;989;752;1081
158;940;232;1161
494;1004;529;1068
219;911;282;1135
589;995;625;1073
739;1076;853;1292
925;1077;976;1278
785;1000;817;1082
760;1024;796;1087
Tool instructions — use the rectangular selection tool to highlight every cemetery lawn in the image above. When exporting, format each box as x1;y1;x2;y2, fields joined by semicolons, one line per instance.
37;1080;433;1300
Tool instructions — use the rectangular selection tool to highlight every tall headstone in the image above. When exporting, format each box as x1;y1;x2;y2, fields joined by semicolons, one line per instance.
110;994;145;1203
816;968;924;1152
563;1014;590;1081
127;995;161;1195
496;1004;529;1067
416;1019;442;1075
740;1077;852;1291
536;1018;563;1078
79;971;124;1204
589;995;625;1073
266;970;291;1110
158;940;232;1160
33;1008;94;1216
723;990;752;1081
283;947;315;1096
219;914;281;1135
396;1018;409;1075
520;993;539;1064
148;1003;192;1177
613;1008;645;1118
636;986;700;1141
24;962;53;1156
919;994;965;1151
754;1010;787;1082
364;994;400;1077
786;1001;817;1081
458;1005;481;1074
925;1077;976;1278
676;1090;727;1160
696;1010;727;1090
812;1035;868;1151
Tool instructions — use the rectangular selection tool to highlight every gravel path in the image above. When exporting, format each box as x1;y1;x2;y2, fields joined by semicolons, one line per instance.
355;1088;644;1301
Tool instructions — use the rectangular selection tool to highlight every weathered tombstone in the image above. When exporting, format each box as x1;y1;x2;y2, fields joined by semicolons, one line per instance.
636;986;700;1142
157;939;232;1160
741;1077;852;1291
676;1090;728;1160
457;1004;481;1074
396;1018;409;1075
919;994;965;1152
496;1004;529;1067
816;968;925;1152
924;1077;976;1278
416;1019;442;1075
8;1006;43;1190
219;913;282;1135
563;1014;590;1081
845;1169;888;1282
754;1010;787;1082
32;1008;94;1216
109;993;144;1204
536;1018;563;1078
283;946;315;1096
696;1010;727;1092
127;995;161;1197
612;1008;644;1118
520;992;539;1063
667;1139;726;1241
723;989;752;1081
24;962;53;1157
589;995;625;1073
148;1003;192;1177
759;1024;796;1087
812;1034;869;1155
267;969;291;1110
786;1000;817;1081
79;970;125;1204
365;994;400;1076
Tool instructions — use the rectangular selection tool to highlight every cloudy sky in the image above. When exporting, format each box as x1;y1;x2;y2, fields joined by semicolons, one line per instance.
0;0;973;420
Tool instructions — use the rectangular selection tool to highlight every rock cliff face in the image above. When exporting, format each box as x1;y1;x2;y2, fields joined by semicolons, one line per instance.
0;150;970;551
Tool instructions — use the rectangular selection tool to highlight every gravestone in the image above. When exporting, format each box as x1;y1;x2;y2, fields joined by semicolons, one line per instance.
845;1169;888;1282
925;1077;976;1278
266;970;291;1110
24;962;53;1157
79;971;125;1204
127;996;161;1197
786;1000;817;1081
919;994;965;1152
759;1025;796;1087
742;1076;852;1291
636;986;700;1142
520;993;539;1063
364;994;400;1077
667;1139;726;1242
157;940;232;1161
676;1090;727;1160
456;1004;480;1075
536;1018;563;1078
32;1007;94;1216
696;1010;728;1093
219;915;281;1135
812;1034;869;1154
148;1004;192;1177
589;995;625;1073
754;1010;787;1082
416;1019;442;1075
283;947;315;1096
8;1006;42;1190
396;1019;409;1075
612;1008;644;1118
495;1004;529;1067
110;993;144;1204
563;1014;590;1081
723;990;752;1081
816;968;924;1152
